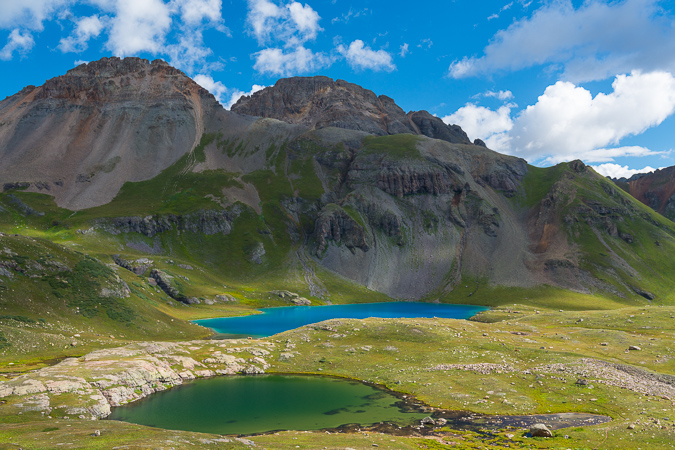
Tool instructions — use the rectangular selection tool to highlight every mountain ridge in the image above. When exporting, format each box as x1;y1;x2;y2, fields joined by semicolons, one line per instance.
231;75;476;145
1;57;674;314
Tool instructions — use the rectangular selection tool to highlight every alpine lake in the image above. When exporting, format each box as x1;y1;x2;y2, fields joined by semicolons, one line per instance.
108;302;611;436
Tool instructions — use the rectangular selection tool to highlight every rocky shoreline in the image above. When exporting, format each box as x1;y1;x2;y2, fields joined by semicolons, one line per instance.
0;340;272;420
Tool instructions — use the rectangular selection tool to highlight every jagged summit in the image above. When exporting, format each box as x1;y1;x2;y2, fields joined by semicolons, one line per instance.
14;57;214;103
0;57;227;210
231;75;473;145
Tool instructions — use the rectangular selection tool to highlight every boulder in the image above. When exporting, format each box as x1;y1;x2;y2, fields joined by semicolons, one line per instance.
530;423;553;437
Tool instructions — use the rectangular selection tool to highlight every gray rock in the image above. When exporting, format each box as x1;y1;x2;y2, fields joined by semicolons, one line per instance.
628;345;642;351
530;423;553;437
421;416;435;426
150;269;188;304
292;297;311;306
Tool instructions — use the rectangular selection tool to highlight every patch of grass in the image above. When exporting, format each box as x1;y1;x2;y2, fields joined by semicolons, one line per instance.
361;134;424;160
513;163;566;208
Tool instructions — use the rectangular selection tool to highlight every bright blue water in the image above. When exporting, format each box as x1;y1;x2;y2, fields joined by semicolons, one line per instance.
194;302;487;337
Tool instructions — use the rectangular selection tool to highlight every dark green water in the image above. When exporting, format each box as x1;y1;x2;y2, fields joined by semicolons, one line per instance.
108;375;428;435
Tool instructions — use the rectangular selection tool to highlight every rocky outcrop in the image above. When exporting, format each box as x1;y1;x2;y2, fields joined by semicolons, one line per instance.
0;341;274;419
112;255;153;275
97;209;238;238
611;165;675;222
150;269;187;303
314;204;371;255
377;166;454;198
231;76;473;145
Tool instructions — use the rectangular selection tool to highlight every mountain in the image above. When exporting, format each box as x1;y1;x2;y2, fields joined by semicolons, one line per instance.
231;76;475;145
611;166;675;221
1;57;675;341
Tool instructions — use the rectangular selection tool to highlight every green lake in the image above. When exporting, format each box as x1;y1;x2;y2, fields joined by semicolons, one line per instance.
108;374;428;435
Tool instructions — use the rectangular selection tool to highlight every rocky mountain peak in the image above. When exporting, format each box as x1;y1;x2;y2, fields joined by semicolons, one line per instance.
30;57;213;104
231;75;473;145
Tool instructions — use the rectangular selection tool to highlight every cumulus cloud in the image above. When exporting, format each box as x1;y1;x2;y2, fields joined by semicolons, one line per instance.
507;71;675;162
591;163;661;179
446;71;675;164
247;0;329;76
194;73;228;103
104;0;172;56
449;0;675;82
247;0;320;46
253;45;330;76
442;103;514;143
0;0;228;74
0;29;35;60
171;0;226;29
338;39;395;72
58;15;105;53
0;0;71;30
287;2;320;39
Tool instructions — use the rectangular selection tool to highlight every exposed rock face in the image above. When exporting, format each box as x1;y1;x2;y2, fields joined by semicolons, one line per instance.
231;76;473;144
112;255;153;275
612;165;675;222
0;57;240;210
0;341;273;419
150;269;187;303
96;209;238;238
314;205;371;255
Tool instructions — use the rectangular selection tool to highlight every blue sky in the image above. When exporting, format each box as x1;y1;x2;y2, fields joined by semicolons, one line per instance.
1;0;675;178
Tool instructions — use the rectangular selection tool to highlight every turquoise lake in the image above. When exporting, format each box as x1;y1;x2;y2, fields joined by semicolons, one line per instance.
108;374;428;435
194;301;487;337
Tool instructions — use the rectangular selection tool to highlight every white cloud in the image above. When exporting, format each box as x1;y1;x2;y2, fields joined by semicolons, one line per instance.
483;90;513;101
0;29;35;60
338;39;395;72
591;163;660;179
171;0;225;29
58;15;105;53
105;0;172;56
445;71;675;164
247;0;320;46
417;38;432;49
194;73;228;103
331;7;368;24
399;43;409;57
449;0;675;82
0;0;71;30
487;1;513;20
508;71;675;162
287;2;320;40
193;74;266;110
442;103;514;143
225;84;266;109
247;0;284;44
253;46;330;76
0;0;228;72
164;30;218;74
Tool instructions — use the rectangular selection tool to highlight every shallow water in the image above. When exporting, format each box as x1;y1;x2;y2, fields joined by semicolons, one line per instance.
107;374;428;435
194;301;487;337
